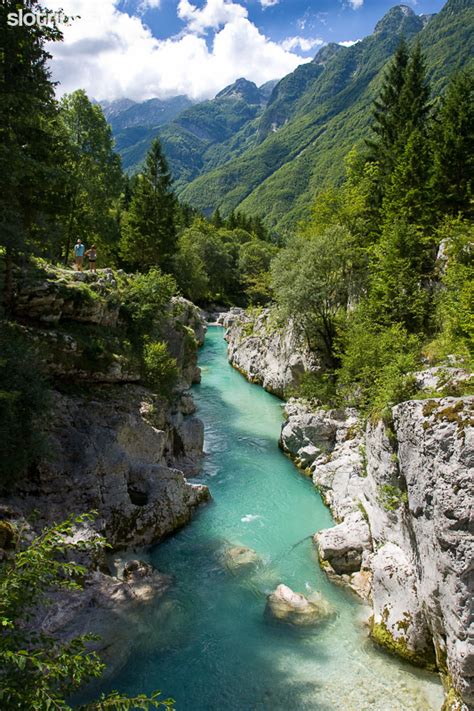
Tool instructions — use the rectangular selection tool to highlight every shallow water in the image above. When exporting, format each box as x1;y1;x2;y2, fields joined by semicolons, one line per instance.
98;326;443;710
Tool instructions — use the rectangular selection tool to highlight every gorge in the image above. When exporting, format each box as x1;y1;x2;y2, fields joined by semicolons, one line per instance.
86;325;446;711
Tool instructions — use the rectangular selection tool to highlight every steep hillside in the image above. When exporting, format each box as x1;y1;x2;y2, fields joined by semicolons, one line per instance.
103;96;193;133
179;1;473;232
111;79;272;184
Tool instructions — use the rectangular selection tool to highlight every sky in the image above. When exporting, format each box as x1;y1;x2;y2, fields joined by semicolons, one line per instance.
43;0;446;103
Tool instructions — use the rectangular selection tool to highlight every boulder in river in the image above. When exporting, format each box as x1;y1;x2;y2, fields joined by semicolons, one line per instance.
222;545;260;572
266;584;334;626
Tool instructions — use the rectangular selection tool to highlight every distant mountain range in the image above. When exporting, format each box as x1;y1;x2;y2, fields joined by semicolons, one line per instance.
103;0;473;233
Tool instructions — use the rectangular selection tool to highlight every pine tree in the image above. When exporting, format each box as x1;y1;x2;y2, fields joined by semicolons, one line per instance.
397;41;431;142
211;208;224;228
431;70;473;218
366;40;432;222
0;0;65;306
120;139;177;272
383;128;433;228
366;38;410;179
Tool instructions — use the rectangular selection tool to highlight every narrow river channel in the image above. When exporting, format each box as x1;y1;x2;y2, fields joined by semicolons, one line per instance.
102;326;443;711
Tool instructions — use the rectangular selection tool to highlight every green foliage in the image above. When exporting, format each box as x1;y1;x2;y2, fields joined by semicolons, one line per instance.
368;221;434;333
431;70;473;219
271;226;365;367
0;323;50;488
290;372;338;407
238;239;277;304
174;217;274;305
428;218;474;365
337;314;420;417
120;139;177;272
59;90;123;265
122;268;177;332
307;149;380;246
143;341;179;395
0;0;70;309
379;484;409;511
0;514;175;710
366;38;411;181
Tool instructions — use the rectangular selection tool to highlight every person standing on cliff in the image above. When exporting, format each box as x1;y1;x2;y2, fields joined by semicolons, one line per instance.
74;239;85;271
85;245;97;273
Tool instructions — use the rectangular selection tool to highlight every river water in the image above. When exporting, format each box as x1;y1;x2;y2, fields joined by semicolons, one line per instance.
101;326;443;710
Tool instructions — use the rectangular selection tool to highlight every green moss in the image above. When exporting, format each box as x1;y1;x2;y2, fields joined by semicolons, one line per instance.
441;685;465;711
371;619;437;671
422;399;439;417
357;500;369;523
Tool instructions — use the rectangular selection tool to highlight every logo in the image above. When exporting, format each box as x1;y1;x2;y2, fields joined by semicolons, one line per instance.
6;8;75;27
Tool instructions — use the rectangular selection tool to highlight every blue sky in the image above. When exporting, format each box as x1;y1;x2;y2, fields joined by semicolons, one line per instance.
46;0;447;101
130;0;445;47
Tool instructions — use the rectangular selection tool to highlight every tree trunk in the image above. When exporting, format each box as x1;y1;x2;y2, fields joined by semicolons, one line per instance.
64;191;77;266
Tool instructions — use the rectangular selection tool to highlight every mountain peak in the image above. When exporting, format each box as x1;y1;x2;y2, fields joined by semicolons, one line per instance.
312;43;345;66
215;78;262;104
374;5;421;35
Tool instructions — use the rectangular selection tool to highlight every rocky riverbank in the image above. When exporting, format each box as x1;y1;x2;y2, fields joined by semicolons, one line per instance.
223;310;473;711
0;264;210;663
218;307;317;398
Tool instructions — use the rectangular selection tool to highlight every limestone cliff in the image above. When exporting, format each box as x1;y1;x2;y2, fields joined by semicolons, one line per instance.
219;307;317;398
0;264;210;660
280;397;473;711
224;313;473;710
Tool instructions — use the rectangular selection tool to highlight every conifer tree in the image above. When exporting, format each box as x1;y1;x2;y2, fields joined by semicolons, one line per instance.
366;40;432;221
120;139;177;272
431;70;473;218
211;208;224;228
366;38;410;180
0;0;65;306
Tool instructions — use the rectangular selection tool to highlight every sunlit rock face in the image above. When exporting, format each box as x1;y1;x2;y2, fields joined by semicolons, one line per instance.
280;395;474;710
220;307;318;398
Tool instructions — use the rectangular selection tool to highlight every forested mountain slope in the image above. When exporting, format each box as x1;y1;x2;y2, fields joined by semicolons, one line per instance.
111;78;272;185
178;0;473;232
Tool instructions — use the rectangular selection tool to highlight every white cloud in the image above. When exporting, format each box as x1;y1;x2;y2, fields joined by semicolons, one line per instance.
281;36;324;53
348;0;364;9
260;0;280;8
338;39;361;47
138;0;161;10
177;0;247;34
43;0;309;102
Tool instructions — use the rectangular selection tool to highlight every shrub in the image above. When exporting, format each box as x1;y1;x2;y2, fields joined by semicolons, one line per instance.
290;371;338;407
143;341;179;395
338;312;420;418
122;269;177;332
0;514;175;710
379;484;409;512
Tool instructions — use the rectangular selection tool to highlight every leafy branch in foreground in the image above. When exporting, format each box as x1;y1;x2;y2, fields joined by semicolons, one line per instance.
0;513;174;710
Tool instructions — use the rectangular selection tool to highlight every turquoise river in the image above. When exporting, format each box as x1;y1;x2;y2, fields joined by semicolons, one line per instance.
100;326;444;710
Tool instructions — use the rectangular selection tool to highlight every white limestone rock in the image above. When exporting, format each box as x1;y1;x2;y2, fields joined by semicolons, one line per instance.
369;542;436;668
315;512;372;574
266;584;334;626
224;308;318;397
